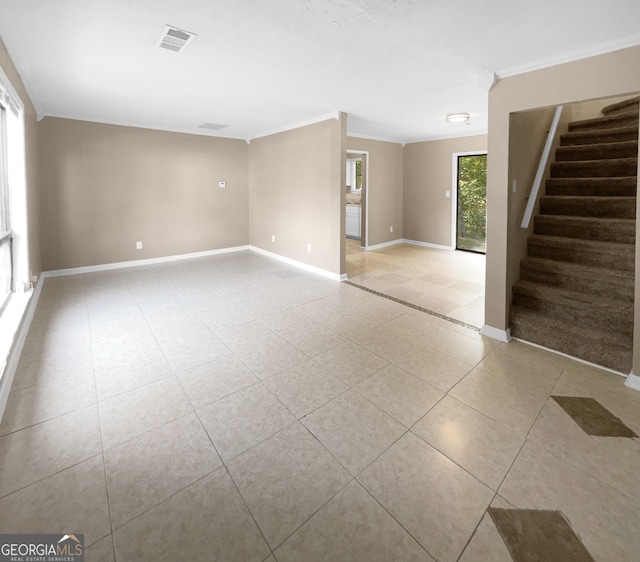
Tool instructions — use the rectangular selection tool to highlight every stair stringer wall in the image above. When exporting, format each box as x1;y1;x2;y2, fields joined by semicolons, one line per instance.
507;106;572;306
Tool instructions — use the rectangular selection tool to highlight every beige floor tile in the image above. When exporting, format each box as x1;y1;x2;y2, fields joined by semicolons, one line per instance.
227;423;351;548
411;294;460;314
0;405;102;497
384;285;424;302
448;280;485;295
428;286;478;306
216;320;279;352
235;337;308;379
359;432;494;562
400;278;442;295
0;372;97;435
0;455;111;547
474;340;567;398
159;332;231;373
177;355;260;408
283;323;346;357
113;467;270;562
258;309;316;335
449;368;547;437
447;305;484;328
104;413;222;529
262;360;348;419
425;328;493;365
302;390;406;475
499;440;640;562
93;348;174;401
275;480;434;562
84;534;116;561
412;396;524;490
392;346;473;392
99;377;193;450
312;341;389;387
198;383;296;462
528;398;640;500
356;364;444;427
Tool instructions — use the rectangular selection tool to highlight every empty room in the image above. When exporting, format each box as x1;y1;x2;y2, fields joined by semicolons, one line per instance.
0;1;640;561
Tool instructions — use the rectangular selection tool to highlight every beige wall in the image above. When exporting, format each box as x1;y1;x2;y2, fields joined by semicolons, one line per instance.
39;118;249;271
346;137;403;247
507;107;562;299
0;38;41;278
485;45;640;372
403;135;487;247
249;116;345;275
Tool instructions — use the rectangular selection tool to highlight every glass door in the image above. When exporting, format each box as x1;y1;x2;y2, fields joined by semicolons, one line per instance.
456;153;487;253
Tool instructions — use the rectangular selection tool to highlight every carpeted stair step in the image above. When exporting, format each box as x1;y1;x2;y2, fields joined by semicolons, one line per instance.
550;158;637;178
602;96;640;115
509;305;632;373
512;280;633;335
555;140;638;161
568;111;640;132
520;257;634;302
545;177;637;196
539;196;636;219
560;126;639;147
533;215;635;243
527;235;635;270
560;126;639;146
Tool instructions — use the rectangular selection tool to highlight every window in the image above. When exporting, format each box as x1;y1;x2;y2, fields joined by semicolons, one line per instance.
0;67;28;311
346;157;362;191
0;105;11;312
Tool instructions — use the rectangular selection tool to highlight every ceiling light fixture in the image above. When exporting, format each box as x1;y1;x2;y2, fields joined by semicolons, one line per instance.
446;112;470;123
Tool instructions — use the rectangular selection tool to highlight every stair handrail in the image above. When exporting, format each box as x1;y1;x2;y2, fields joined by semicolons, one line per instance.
520;105;564;229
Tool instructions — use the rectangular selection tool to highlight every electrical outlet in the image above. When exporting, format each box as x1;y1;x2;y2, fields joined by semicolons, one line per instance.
390;226;393;233
307;243;311;253
218;181;226;188
272;235;276;242
445;190;451;198
136;241;143;250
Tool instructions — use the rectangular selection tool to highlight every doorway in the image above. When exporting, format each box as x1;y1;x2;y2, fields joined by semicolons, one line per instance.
454;152;487;254
345;149;368;247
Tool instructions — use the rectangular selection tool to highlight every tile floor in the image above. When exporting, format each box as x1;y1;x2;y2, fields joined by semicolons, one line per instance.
0;250;639;561
345;238;486;328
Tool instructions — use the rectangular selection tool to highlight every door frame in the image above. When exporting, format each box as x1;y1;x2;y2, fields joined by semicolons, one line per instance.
451;150;488;251
346;149;369;248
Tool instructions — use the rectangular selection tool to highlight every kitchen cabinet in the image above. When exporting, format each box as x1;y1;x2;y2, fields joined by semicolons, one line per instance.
346;205;361;239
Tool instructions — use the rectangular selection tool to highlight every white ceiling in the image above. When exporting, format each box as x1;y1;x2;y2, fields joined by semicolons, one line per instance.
1;0;639;143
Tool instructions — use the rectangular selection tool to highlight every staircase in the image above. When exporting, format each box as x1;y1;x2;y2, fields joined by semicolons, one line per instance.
510;96;639;373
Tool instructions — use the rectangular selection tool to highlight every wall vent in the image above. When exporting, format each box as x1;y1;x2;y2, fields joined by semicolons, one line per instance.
156;25;196;53
198;123;228;130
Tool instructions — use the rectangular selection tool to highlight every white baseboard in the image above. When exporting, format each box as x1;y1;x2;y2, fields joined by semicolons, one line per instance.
0;278;43;423
480;325;512;342
249;246;341;281
402;239;455;251
41;246;251;278
625;372;640;391
364;239;403;251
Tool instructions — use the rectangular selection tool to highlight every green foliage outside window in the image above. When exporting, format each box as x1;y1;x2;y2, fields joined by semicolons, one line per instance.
457;155;486;246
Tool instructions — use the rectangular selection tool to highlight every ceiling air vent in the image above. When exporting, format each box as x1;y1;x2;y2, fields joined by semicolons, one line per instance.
156;25;196;53
198;123;228;131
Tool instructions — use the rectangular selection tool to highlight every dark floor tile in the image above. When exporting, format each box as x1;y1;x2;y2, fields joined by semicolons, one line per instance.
551;396;638;438
489;507;595;562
